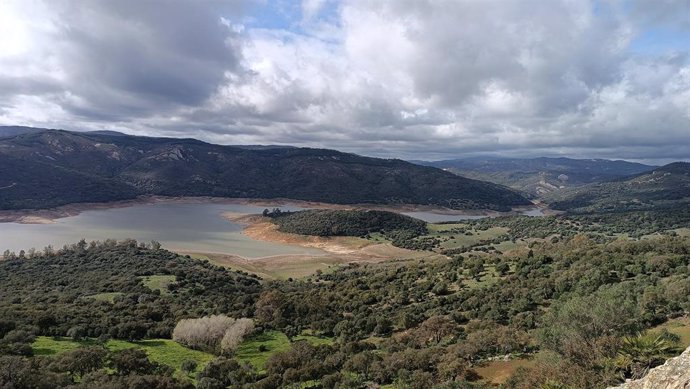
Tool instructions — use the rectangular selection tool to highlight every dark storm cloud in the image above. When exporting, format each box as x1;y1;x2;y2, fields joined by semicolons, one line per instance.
0;0;246;121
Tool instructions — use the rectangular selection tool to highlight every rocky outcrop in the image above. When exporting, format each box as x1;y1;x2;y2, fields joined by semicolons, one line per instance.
609;346;690;389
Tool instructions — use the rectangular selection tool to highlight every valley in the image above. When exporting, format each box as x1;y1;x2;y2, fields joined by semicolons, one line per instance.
2;2;689;387
1;128;689;389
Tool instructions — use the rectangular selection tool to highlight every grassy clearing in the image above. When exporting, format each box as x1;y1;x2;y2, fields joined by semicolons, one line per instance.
236;330;334;371
651;317;690;347
461;264;503;290
83;292;124;303
437;227;509;250
140;275;177;294
33;337;214;376
475;355;538;385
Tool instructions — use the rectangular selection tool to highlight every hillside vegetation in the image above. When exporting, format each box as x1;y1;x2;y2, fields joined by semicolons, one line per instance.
3;208;690;388
546;162;690;213
0;240;261;340
417;157;654;196
0;127;530;211
268;209;434;249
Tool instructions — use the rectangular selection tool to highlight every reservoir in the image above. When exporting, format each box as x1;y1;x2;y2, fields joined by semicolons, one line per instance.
0;202;320;257
0;201;546;256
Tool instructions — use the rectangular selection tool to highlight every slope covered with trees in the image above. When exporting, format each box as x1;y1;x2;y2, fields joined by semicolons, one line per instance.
0;240;261;340
546;162;690;213
3;209;690;388
0;127;530;211
416;157;655;196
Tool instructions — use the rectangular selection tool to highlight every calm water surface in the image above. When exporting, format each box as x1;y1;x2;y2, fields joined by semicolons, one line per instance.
0;202;320;258
0;202;546;256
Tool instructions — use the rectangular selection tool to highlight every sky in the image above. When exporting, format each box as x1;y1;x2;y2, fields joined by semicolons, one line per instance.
0;0;688;163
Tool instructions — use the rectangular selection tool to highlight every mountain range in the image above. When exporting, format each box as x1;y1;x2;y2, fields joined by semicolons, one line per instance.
546;162;690;213
0;127;530;211
415;157;656;196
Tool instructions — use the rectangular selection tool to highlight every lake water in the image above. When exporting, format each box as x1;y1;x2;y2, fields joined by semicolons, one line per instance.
0;202;547;256
0;202;322;258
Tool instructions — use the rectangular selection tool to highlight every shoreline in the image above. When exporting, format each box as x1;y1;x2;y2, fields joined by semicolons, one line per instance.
0;195;550;224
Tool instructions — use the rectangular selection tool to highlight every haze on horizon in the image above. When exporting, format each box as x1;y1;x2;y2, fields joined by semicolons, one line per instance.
0;0;688;164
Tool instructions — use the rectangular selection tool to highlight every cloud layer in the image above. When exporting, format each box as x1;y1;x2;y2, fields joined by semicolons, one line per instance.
0;0;688;162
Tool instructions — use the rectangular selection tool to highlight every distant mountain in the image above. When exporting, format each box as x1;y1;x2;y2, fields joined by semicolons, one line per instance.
0;126;51;138
415;157;656;197
0;128;530;211
546;162;690;213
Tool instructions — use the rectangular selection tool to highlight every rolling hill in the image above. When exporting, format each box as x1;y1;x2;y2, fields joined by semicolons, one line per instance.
0;127;531;211
545;162;690;213
415;157;655;197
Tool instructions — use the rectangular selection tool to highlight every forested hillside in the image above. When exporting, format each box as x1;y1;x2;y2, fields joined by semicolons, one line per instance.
0;241;261;339
0;127;530;211
416;157;655;196
546;162;690;213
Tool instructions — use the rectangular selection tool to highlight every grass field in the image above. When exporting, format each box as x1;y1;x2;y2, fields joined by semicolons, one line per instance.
436;227;509;250
33;337;214;376
235;330;334;371
83;292;124;303
475;358;536;384
34;331;334;377
651;317;690;347
140;275;177;294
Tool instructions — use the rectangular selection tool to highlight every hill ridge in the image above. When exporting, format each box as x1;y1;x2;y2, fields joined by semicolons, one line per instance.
0;126;530;211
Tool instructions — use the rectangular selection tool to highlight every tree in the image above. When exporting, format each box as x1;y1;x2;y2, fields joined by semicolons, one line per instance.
54;347;106;378
197;357;255;387
415;316;457;345
67;326;86;341
150;240;162;250
538;286;641;367
181;359;198;376
173;315;237;352
496;261;510;275
109;348;171;376
255;290;286;328
220;318;255;354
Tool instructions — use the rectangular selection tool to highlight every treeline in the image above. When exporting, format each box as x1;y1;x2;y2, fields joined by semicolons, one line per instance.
269;209;430;249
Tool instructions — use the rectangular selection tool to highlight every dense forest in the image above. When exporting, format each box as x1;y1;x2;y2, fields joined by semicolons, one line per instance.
0;128;529;211
268;209;432;249
2;206;690;388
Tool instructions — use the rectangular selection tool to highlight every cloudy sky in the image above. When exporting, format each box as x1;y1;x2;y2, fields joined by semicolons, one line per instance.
0;0;688;163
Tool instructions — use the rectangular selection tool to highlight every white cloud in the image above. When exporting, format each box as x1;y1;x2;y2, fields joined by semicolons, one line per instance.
0;0;688;161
